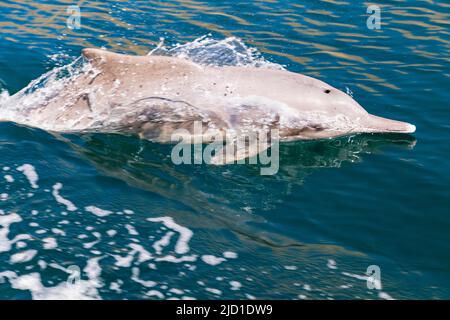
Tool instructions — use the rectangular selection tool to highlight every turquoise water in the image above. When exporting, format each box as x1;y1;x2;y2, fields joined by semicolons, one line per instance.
0;0;449;299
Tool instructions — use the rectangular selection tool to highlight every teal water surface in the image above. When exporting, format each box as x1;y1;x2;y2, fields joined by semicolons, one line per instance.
0;0;449;299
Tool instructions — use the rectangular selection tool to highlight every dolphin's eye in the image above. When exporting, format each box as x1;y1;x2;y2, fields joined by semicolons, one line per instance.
324;89;331;94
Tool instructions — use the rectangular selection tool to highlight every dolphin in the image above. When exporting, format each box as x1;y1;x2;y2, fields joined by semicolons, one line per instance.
1;48;415;160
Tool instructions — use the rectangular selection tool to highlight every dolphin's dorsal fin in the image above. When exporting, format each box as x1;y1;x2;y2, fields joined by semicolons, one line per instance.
81;48;200;76
82;48;113;67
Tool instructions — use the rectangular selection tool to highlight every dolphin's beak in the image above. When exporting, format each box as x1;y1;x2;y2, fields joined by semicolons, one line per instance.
362;114;416;134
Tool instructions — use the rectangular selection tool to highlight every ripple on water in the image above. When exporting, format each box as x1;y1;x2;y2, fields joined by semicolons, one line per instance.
0;163;398;299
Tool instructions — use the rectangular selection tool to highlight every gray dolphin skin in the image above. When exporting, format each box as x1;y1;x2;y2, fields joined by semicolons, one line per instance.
3;48;416;144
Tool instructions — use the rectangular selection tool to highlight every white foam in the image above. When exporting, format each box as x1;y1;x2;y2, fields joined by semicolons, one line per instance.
201;255;225;266
109;280;123;294
113;253;134;268
4;175;14;183
1;257;102;299
107;229;117;237
342;271;382;290
17;164;39;189
52;183;77;211
342;272;367;281
83;232;101;249
327;259;337;270
130;243;153;263
42;237;58;250
152;231;174;255
284;265;298;271
84;257;103;288
154;255;197;263
223;251;238;259
378;292;394;300
16;241;27;249
113;243;152;267
169;288;184;295
51;228;66;236
0;213;25;253
229;281;242;291
205;287;222;296
10;249;37;264
146;290;164;299
85;206;112;217
131;267;156;288
125;224;138;235
147;217;193;255
38;260;47;270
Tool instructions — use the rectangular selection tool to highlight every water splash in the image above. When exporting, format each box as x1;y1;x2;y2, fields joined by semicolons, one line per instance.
0;77;10;106
345;86;354;98
0;57;88;122
0;89;10;106
149;35;285;70
9;57;85;107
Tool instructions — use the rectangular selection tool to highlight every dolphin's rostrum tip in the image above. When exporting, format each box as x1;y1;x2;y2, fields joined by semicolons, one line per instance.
406;123;416;134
